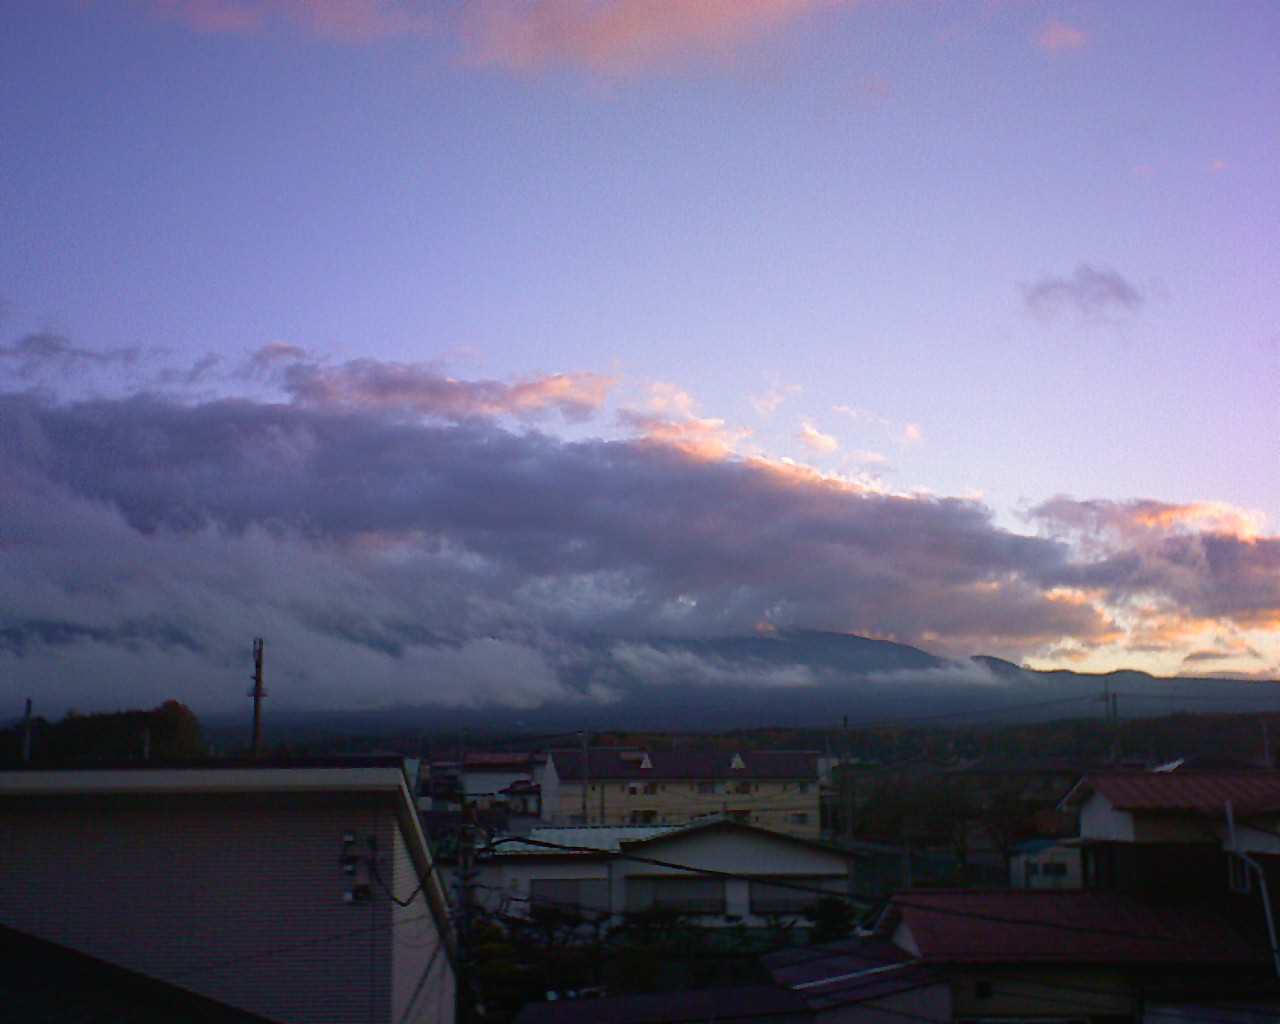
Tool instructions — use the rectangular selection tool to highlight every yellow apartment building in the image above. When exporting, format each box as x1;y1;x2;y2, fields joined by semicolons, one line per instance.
549;748;821;840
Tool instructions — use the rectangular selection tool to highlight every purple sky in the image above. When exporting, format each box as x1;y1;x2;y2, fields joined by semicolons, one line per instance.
2;1;1278;712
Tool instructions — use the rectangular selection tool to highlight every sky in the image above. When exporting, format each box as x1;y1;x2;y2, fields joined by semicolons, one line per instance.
2;0;1279;714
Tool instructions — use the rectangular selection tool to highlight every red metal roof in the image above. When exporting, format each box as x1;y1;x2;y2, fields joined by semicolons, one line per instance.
1081;771;1280;817
893;889;1263;966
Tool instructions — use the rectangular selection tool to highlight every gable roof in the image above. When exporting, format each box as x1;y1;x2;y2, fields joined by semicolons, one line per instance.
485;818;854;864
552;749;817;782
620;819;856;862
488;824;683;856
891;890;1263;966
1062;770;1280;817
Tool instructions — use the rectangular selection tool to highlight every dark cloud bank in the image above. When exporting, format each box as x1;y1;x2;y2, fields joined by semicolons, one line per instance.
2;370;1277;721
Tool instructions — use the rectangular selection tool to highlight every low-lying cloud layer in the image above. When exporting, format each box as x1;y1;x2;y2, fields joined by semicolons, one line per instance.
2;345;1277;712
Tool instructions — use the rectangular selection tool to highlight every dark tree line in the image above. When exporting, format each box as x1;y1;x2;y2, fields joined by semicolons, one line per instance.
1;700;207;764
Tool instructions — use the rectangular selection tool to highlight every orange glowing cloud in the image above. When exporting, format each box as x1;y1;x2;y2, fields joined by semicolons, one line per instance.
1034;496;1266;544
797;420;839;454
275;354;615;422
1127;501;1264;540
620;383;751;460
462;0;851;75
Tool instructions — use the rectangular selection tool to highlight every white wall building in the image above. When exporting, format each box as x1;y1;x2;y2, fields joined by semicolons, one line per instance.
476;819;856;931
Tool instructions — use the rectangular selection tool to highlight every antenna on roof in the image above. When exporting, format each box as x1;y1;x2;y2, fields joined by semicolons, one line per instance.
248;638;267;756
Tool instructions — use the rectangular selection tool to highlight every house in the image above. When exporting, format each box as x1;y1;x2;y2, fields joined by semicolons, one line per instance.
877;887;1274;1020
1060;770;1280;903
422;750;559;820
806;769;1280;1020
0;757;456;1024
1009;837;1082;889
476;818;856;934
550;749;821;838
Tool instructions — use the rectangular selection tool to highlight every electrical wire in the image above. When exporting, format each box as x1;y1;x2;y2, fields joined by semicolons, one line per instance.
484;833;1272;956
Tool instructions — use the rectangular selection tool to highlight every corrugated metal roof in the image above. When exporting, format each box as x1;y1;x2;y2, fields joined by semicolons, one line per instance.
1083;771;1280;816
552;749;818;782
490;824;681;856
893;889;1263;965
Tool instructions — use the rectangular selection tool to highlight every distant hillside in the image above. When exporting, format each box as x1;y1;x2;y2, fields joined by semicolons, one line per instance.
201;629;1280;748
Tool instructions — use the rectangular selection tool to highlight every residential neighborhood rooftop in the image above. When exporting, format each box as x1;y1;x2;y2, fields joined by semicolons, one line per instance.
552;748;818;782
1062;770;1280;816
488;824;684;856
891;889;1266;966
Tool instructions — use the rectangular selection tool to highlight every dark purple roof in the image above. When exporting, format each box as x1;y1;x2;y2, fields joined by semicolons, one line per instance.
763;938;939;1011
1067;771;1280;816
514;985;811;1024
552;749;817;782
893;889;1264;966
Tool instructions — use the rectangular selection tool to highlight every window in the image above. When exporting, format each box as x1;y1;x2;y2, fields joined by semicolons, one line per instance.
788;812;809;825
643;782;658;795
529;878;610;914
798;783;811;794
1042;862;1067;878
733;781;752;795
629;877;726;914
749;877;843;915
697;782;717;794
728;810;750;823
630;810;657;824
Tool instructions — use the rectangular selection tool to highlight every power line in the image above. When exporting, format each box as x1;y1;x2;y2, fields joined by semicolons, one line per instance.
487;834;1271;957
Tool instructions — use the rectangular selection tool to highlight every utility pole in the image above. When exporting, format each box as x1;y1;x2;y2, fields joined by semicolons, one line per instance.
1111;691;1120;761
1100;681;1119;763
21;698;32;763
457;813;475;1024
842;715;854;840
579;730;590;824
248;638;267;756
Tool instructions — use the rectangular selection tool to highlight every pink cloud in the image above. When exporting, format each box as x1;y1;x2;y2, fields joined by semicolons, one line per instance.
619;382;750;459
136;1;433;42
462;0;850;76
131;1;860;73
1209;159;1229;174
274;354;614;422
797;420;839;454
1035;19;1088;53
749;382;801;416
